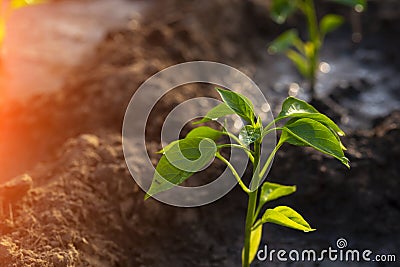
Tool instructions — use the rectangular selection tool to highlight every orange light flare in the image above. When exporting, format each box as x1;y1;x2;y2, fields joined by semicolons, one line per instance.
1;0;53;102
0;0;53;187
0;0;143;186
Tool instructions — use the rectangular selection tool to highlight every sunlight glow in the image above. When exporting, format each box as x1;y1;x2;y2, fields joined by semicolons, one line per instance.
288;83;299;97
319;62;331;74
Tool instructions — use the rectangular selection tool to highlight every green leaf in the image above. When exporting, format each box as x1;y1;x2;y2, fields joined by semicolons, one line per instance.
286;49;310;78
242;224;263;265
277;97;345;136
268;29;299;55
328;0;366;10
193;103;235;125
270;0;298;24
216;87;255;124
304;41;317;59
146;137;217;199
283;117;346;150
186;126;223;140
158;127;222;154
277;118;309;147
262;206;315;232
281;118;349;167
259;182;296;208
329;127;347;151
320;14;344;36
278;97;318;117
239;125;262;146
157;140;179;154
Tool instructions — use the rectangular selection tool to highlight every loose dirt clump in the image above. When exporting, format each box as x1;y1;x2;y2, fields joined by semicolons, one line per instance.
0;134;137;266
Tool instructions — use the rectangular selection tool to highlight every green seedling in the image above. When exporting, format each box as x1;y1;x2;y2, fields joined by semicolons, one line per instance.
146;87;349;266
268;0;366;100
0;0;47;48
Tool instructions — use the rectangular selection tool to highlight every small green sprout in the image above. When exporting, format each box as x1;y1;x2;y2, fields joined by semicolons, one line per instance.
146;88;349;267
268;0;366;100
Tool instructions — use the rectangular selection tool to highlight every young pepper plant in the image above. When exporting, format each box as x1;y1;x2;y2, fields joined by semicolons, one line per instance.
145;87;349;267
268;0;366;100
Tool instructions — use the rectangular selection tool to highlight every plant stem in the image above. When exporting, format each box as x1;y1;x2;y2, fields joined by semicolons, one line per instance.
217;144;254;163
225;131;254;161
304;0;319;47
242;140;261;267
259;141;283;179
303;0;320;100
216;152;251;194
243;191;257;267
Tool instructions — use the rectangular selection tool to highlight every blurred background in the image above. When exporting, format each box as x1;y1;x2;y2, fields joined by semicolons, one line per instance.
0;0;399;266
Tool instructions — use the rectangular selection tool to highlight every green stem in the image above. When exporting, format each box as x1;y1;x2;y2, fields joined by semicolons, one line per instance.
216;152;251;194
225;131;243;144
225;131;254;161
259;141;283;179
253;205;262;224
243;192;258;267
217;144;254;163
304;0;319;46
264;118;282;133
261;127;283;139
250;141;284;226
242;140;261;267
303;0;320;100
252;219;262;231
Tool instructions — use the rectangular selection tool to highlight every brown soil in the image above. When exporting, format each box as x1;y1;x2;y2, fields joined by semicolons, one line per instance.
0;1;399;266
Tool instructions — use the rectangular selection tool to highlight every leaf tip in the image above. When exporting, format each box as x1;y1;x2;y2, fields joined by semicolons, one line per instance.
215;86;224;93
342;157;350;169
304;228;316;232
267;45;277;55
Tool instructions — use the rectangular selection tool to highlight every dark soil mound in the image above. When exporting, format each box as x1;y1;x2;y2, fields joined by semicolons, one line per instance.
0;113;398;266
